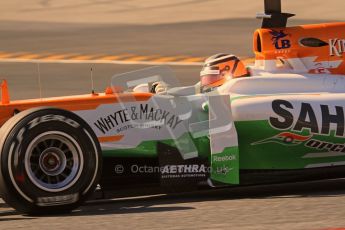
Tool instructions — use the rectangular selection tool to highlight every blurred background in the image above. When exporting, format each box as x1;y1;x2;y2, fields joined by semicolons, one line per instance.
0;0;344;99
1;2;345;229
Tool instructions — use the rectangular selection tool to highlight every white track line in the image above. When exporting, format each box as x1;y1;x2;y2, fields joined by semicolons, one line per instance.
0;58;204;66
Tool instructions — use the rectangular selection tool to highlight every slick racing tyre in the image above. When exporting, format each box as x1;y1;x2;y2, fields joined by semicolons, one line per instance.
0;107;102;215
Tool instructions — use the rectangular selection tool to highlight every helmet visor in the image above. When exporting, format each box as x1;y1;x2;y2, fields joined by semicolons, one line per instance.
200;68;222;86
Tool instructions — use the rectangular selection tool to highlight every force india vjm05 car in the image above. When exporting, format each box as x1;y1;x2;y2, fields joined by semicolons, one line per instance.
1;0;345;214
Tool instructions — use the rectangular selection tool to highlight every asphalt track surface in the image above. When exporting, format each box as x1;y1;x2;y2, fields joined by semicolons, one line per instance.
1;179;345;230
1;4;345;229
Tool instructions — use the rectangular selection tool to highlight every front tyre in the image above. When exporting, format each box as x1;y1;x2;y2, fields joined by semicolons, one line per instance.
0;107;102;215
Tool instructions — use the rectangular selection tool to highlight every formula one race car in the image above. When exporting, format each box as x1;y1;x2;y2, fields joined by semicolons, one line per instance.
1;0;345;214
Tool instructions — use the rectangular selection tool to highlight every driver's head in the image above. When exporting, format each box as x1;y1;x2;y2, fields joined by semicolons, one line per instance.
200;54;248;92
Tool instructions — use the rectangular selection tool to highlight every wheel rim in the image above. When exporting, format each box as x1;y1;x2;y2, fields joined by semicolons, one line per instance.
25;131;84;192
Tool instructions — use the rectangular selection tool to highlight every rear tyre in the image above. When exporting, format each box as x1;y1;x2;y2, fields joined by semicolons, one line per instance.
0;107;102;215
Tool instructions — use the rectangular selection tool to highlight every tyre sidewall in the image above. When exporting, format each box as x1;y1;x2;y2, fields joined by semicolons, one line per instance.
0;108;101;214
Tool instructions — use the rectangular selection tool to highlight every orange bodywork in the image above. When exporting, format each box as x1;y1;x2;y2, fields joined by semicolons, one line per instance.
253;22;345;74
1;80;10;105
0;88;152;128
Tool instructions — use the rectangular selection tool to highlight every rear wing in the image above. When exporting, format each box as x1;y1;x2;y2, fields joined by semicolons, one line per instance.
257;0;295;28
1;80;10;105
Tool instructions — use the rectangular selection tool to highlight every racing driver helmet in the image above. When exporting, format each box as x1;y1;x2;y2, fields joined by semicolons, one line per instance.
200;53;248;93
